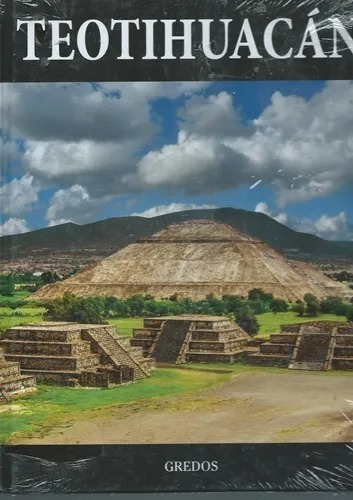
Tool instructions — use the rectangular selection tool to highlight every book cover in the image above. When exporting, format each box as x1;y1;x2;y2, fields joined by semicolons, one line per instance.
0;0;353;493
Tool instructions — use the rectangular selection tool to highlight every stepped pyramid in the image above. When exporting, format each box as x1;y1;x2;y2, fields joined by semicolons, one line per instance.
31;220;353;302
248;321;353;371
0;346;36;404
131;315;252;364
0;322;154;387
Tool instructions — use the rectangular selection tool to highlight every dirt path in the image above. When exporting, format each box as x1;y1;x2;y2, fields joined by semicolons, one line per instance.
11;371;353;444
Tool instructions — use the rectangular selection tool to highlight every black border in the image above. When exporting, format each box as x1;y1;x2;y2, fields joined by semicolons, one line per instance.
1;443;353;493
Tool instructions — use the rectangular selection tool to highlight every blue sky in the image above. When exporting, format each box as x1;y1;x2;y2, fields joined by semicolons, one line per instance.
1;80;353;240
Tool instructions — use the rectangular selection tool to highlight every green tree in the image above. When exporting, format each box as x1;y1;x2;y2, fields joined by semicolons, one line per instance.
346;306;353;322
45;293;105;324
41;271;61;285
270;298;289;313
304;293;320;317
126;295;145;317
292;302;305;317
0;282;14;297
235;305;259;336
320;296;349;316
248;288;274;302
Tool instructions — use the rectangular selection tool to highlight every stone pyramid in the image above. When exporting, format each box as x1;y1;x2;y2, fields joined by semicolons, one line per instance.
0;322;154;387
0;346;36;403
131;315;252;364
31;220;353;302
248;321;353;371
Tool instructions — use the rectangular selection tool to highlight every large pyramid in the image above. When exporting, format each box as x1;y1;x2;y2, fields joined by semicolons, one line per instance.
31;220;353;302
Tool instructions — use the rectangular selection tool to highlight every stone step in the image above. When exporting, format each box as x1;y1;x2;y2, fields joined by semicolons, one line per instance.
247;354;290;367
132;329;159;339
4;353;100;372
191;329;245;342
0;339;92;356
260;343;295;356
337;327;353;335
1;374;36;394
335;335;353;346
188;339;245;353
5;328;82;343
331;357;353;370
0;389;10;404
82;327;150;380
185;350;246;364
0;362;22;379
269;334;298;344
333;346;353;358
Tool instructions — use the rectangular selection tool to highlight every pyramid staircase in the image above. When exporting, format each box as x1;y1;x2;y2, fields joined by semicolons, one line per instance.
81;326;154;380
131;316;252;364
0;322;154;387
0;389;11;405
248;321;353;371
0;347;36;403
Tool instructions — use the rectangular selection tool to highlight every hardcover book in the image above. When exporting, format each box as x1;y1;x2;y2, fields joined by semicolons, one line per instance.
0;0;353;493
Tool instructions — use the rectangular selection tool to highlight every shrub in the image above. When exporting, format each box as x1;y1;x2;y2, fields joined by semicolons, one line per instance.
320;296;349;316
292;302;305;317
0;284;14;297
270;298;289;313
248;288;274;302
45;292;105;324
346;306;353;322
235;305;259;336
304;293;320;317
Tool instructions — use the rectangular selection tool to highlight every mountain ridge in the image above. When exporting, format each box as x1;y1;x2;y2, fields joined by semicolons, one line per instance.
1;207;353;260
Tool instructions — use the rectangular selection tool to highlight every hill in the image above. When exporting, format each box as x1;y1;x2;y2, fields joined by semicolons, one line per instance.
1;208;353;273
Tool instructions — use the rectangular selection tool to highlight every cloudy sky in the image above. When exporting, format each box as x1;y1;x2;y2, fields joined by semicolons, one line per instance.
1;80;353;240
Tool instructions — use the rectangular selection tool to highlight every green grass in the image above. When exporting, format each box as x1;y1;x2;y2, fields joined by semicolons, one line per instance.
108;317;143;337
0;367;229;443
108;313;347;339
0;291;30;302
257;311;346;337
182;361;353;377
0;315;43;332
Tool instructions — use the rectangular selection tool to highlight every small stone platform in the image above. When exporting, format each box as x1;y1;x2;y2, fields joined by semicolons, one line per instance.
131;315;252;364
0;346;36;404
248;321;353;371
0;322;155;387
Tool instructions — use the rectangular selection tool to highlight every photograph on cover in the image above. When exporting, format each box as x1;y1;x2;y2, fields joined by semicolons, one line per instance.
0;80;353;445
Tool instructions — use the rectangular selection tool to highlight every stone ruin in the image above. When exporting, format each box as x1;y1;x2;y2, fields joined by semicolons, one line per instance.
0;344;36;405
0;322;154;390
131;315;252;364
248;321;353;371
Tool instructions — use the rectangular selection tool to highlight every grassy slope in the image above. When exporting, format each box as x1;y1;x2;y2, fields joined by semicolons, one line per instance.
257;311;346;337
109;312;347;338
0;367;229;444
2;362;352;444
0;309;346;337
108;318;143;336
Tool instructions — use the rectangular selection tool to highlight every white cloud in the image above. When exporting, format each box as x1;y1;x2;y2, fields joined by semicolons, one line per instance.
99;82;210;100
46;185;110;225
255;202;288;225
1;82;212;201
0;136;22;165
295;212;353;241
47;218;72;227
0;175;39;217
0;218;30;236
136;81;353;204
254;203;353;240
132;203;217;218
3;81;353;226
